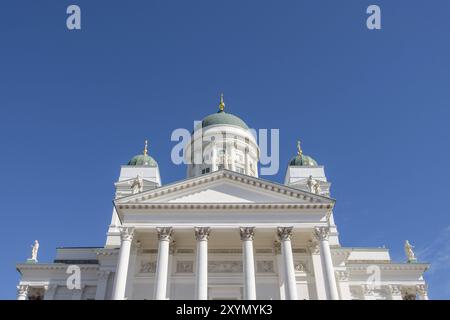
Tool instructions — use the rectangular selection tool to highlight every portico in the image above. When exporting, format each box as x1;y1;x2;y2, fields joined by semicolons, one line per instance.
110;223;337;300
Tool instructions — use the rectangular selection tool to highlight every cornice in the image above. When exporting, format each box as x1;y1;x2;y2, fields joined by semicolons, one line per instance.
346;263;430;272
95;248;119;256
16;263;99;271
116;202;333;211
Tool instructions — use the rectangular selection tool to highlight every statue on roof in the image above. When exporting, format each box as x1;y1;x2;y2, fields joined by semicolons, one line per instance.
130;175;144;194
30;240;39;261
405;240;417;263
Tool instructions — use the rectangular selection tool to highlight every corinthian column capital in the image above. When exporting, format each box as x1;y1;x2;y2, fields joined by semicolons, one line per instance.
388;284;402;296
313;226;330;241
156;227;173;241
239;227;255;241
416;284;428;299
194;227;211;241
119;227;135;242
277;226;294;241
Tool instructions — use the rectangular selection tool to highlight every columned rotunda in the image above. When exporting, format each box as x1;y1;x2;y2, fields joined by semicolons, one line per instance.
16;96;429;300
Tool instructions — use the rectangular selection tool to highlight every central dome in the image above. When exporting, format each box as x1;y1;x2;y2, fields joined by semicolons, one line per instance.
197;94;249;131
201;109;249;130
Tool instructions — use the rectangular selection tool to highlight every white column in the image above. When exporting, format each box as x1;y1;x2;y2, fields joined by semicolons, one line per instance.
314;227;339;300
244;147;250;175
277;227;298;300
154;227;173;300
195;227;210;300
308;241;327;300
17;285;28;300
388;285;403;300
166;240;176;299
211;142;218;172
274;241;286;300
240;227;257;300
112;227;134;300
95;271;110;300
416;284;429;300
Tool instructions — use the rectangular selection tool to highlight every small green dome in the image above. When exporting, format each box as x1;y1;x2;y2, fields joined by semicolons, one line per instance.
289;154;317;166
201;110;249;130
127;154;158;167
127;140;158;167
289;140;318;166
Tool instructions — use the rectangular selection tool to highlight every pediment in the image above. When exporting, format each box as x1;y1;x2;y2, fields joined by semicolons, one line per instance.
115;170;334;206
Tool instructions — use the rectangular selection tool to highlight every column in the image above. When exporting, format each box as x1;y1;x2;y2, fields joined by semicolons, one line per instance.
195;227;210;300
277;227;298;300
95;271;111;300
274;241;286;300
154;227;173;300
112;227;134;300
308;241;327;300
314;227;339;300
211;142;218;172
416;284;429;300
388;285;403;300
240;227;257;300
166;240;176;299
17;285;28;300
244;147;250;175
230;142;237;172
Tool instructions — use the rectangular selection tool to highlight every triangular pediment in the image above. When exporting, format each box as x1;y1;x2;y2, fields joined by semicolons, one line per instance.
115;170;334;206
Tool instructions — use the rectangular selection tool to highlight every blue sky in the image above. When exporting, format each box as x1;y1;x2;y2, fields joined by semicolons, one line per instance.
1;0;449;299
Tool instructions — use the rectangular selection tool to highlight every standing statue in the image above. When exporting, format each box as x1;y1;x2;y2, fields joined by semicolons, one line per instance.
31;240;39;261
404;240;417;263
307;175;320;194
130;175;144;194
313;182;321;195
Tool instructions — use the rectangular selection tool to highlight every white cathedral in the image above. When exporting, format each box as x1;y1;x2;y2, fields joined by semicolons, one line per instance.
16;96;429;300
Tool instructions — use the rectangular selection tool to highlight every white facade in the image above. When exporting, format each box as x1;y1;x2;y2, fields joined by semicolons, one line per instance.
16;102;429;300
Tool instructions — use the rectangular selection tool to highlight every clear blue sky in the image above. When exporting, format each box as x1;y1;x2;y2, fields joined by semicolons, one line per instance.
1;0;449;299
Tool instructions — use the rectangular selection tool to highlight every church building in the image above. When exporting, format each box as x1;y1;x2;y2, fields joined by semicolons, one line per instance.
16;96;429;300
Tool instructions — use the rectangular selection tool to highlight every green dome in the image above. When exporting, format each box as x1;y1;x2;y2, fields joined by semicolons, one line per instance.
201;110;249;130
289;140;318;166
127;154;158;167
195;94;249;131
127;140;158;167
289;154;318;166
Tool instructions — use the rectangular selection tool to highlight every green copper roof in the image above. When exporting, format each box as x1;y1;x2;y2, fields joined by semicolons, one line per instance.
289;140;318;166
289;154;318;166
127;154;158;167
200;110;249;130
127;140;158;167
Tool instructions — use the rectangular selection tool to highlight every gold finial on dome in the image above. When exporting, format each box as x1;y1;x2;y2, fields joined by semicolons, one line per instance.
143;139;148;156
297;140;303;156
218;93;225;111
